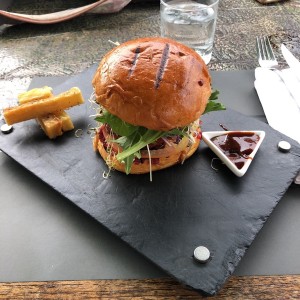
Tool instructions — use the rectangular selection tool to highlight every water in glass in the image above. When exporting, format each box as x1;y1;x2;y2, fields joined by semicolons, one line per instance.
160;0;217;64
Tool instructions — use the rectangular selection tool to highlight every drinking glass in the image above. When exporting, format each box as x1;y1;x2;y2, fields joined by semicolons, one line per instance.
160;0;219;64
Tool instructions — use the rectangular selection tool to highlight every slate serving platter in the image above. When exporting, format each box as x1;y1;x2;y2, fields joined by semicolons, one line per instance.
1;66;300;295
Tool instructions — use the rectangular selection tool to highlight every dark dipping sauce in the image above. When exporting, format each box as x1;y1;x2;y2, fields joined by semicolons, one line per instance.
211;132;260;169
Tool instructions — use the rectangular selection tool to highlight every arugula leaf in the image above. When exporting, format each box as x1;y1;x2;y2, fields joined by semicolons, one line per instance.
95;110;166;174
116;127;190;174
116;130;165;163
167;127;189;137
203;89;226;115
95;89;225;174
124;155;135;174
209;90;220;101
203;101;226;114
95;110;137;136
117;131;141;174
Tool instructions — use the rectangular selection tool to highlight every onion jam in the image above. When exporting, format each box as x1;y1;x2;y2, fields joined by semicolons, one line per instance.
211;132;260;169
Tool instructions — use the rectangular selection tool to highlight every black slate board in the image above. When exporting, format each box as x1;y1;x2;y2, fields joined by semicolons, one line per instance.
1;67;299;295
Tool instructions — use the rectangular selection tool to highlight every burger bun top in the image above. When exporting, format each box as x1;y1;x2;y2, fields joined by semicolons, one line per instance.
92;37;211;131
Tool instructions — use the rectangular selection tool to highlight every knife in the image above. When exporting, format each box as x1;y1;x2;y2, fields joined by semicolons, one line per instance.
280;45;300;184
279;44;300;109
281;44;300;82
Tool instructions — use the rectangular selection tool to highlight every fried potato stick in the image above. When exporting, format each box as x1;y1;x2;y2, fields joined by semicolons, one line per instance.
4;87;84;125
18;86;53;104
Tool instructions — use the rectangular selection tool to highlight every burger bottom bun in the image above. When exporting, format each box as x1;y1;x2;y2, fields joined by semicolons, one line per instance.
93;135;200;174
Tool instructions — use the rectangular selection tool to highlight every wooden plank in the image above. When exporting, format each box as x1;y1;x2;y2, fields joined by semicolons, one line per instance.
0;276;299;299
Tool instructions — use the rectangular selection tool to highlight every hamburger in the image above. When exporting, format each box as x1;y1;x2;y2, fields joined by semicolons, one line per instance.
92;37;224;176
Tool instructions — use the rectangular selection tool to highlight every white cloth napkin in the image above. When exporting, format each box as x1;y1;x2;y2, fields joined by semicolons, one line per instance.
254;67;300;144
255;67;300;183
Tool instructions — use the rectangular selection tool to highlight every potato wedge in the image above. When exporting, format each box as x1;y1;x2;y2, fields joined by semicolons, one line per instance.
36;111;74;139
54;111;74;132
4;87;84;125
17;87;74;132
18;86;53;104
37;114;63;139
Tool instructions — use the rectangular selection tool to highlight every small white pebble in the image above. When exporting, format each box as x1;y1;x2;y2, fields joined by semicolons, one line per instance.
194;246;210;263
1;123;13;134
278;141;291;153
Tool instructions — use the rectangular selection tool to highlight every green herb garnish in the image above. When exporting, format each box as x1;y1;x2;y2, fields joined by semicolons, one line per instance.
95;89;225;174
95;110;137;136
95;113;171;174
203;90;226;115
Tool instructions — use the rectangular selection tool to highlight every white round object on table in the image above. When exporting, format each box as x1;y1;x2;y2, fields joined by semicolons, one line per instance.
1;124;13;134
278;141;291;153
194;246;210;263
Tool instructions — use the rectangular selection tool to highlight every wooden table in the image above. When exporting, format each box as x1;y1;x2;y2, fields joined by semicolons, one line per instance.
1;0;300;298
0;276;300;299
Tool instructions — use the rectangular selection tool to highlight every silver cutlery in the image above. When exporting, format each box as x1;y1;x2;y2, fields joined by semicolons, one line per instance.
256;37;300;184
281;44;300;82
281;44;300;183
256;36;279;70
256;36;300;106
280;44;300;109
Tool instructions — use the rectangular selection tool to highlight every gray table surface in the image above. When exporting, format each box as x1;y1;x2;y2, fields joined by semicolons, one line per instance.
0;151;299;282
0;0;300;283
0;69;300;282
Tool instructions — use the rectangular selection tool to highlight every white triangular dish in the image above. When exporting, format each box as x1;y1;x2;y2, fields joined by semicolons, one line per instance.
202;131;266;177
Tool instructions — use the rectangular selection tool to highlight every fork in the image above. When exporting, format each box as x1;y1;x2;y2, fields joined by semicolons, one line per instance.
256;36;299;97
256;36;279;70
256;36;300;102
257;36;300;183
